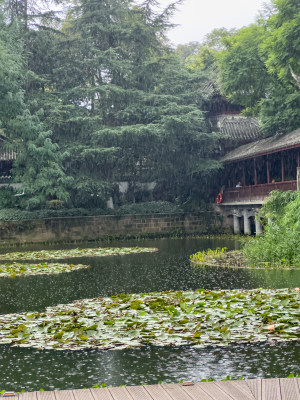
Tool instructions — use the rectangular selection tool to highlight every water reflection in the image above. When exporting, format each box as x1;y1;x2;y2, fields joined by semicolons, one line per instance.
0;342;298;392
0;238;299;390
0;238;299;314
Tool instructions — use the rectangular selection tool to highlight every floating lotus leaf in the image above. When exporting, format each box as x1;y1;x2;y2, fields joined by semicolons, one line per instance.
0;247;158;261
0;262;90;278
0;288;298;350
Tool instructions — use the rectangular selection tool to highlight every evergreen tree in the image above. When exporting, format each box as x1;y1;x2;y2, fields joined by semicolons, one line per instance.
0;0;221;208
0;14;71;209
47;0;221;205
0;0;60;30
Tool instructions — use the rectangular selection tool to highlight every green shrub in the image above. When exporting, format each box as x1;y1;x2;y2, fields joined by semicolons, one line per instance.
46;200;65;209
0;201;182;221
116;201;182;215
258;190;298;220
0;208;108;221
243;191;300;266
0;209;33;221
0;188;18;208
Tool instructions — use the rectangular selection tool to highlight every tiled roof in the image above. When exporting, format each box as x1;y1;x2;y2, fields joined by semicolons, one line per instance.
221;128;300;163
214;114;261;143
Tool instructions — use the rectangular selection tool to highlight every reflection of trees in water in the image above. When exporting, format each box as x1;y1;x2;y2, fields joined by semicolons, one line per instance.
0;341;298;390
1;237;298;313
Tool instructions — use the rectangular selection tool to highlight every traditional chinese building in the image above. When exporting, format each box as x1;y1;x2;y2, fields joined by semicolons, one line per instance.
216;128;300;235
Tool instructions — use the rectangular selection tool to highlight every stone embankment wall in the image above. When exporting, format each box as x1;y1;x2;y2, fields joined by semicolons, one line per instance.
0;212;224;244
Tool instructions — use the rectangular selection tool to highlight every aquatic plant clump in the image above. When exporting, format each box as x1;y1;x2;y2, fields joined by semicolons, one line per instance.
0;247;158;261
0;262;91;278
190;248;299;269
0;288;298;350
190;248;248;268
190;247;229;264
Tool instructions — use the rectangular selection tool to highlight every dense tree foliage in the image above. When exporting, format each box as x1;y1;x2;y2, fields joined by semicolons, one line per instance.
218;23;270;112
184;27;236;71
0;0;298;210
176;41;200;62
217;0;300;135
28;0;221;207
262;0;300;86
0;12;71;208
0;0;222;209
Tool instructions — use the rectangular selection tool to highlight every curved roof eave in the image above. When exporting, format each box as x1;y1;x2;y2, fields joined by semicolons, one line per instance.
221;128;300;163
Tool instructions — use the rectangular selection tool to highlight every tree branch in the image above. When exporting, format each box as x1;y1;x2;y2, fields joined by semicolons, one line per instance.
289;65;300;90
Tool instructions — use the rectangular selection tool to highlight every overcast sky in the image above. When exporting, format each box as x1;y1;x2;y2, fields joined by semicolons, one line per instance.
156;0;271;46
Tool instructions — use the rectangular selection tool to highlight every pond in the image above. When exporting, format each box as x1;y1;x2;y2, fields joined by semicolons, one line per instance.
0;238;299;391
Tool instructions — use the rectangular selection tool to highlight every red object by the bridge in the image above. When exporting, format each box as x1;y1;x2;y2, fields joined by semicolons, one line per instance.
216;193;223;204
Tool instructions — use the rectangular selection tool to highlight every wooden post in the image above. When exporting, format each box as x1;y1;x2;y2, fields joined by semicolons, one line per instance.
281;153;285;182
242;165;246;186
267;156;270;184
297;167;300;191
254;158;257;185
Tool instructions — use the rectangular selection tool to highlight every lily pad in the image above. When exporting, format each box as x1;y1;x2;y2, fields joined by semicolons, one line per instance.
0;247;158;261
0;288;298;351
0;262;91;278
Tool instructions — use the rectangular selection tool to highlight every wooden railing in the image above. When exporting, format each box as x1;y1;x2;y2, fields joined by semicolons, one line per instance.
221;181;297;204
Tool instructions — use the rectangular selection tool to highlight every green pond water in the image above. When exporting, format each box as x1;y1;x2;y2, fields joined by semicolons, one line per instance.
0;238;299;391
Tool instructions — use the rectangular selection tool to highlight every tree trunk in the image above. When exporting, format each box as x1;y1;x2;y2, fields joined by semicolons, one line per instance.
24;0;28;30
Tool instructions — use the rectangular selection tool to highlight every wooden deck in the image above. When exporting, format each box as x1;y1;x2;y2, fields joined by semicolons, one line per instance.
4;378;300;400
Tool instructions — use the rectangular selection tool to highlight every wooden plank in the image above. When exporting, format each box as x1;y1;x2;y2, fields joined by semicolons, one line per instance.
195;381;236;400
262;378;281;400
143;384;174;400
246;379;262;400
161;383;197;400
54;390;75;400
215;381;256;400
90;388;114;400
181;383;214;400
36;392;56;400
19;392;38;400
125;386;154;400
72;389;94;400
107;387;134;400
279;378;300;400
14;378;300;400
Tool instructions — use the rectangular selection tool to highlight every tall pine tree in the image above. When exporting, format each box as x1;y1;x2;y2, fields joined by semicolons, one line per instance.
48;0;221;205
0;12;71;209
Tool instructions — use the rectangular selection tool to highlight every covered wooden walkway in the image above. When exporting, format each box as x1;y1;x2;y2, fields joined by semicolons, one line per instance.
5;378;300;400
